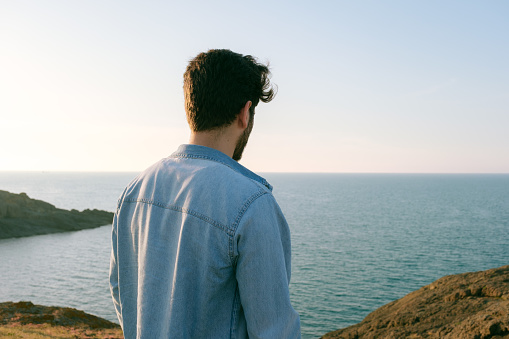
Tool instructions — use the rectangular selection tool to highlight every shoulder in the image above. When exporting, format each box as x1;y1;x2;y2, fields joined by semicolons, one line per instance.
118;156;273;228
162;155;271;199
234;192;286;230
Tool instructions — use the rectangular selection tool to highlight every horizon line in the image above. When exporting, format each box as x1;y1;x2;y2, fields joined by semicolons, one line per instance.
1;170;508;175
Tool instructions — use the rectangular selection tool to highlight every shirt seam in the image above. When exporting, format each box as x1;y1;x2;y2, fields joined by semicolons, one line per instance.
171;153;271;190
121;198;233;236
228;190;270;266
229;285;241;339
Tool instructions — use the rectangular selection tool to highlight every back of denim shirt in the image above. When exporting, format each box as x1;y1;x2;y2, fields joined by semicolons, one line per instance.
110;145;301;339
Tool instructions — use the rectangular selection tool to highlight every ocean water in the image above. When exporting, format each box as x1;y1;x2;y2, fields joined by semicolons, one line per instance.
0;172;508;338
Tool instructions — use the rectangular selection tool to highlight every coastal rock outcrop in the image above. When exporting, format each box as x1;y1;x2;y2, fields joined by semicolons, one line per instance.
0;301;123;338
322;265;509;338
0;190;114;239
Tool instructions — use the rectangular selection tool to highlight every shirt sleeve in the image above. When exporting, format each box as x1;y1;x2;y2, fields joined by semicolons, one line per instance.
109;212;123;326
234;193;301;339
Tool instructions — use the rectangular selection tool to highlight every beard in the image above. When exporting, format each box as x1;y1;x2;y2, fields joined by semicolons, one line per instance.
232;115;254;161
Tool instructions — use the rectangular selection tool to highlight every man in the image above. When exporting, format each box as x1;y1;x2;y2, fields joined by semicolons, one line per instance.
110;49;301;338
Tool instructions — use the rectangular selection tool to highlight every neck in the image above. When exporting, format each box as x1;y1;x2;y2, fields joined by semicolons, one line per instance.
189;129;237;159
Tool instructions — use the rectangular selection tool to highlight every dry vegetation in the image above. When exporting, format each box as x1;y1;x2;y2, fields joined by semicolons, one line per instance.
0;323;123;338
0;301;123;339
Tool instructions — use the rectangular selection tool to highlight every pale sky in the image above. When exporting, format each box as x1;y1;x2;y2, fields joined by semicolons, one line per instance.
1;1;508;173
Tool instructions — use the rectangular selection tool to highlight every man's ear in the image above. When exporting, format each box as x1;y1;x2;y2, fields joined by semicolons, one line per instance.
238;101;252;129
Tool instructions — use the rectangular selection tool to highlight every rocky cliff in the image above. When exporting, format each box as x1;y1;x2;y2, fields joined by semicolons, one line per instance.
322;265;509;338
0;190;114;239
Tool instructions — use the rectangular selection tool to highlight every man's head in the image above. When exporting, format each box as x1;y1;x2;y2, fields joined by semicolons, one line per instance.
183;49;275;133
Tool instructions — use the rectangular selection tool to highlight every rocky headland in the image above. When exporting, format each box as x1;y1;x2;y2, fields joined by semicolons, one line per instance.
322;265;509;338
0;301;123;338
0;266;507;338
0;190;114;239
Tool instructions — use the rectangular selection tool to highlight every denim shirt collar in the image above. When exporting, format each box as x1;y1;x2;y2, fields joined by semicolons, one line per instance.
170;144;273;191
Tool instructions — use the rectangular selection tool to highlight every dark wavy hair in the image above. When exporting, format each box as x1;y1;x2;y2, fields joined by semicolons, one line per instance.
183;49;276;132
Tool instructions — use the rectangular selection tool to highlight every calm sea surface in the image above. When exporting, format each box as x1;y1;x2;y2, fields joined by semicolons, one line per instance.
0;172;508;338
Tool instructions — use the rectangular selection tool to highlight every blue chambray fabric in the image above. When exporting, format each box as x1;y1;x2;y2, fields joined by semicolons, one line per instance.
110;144;301;338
